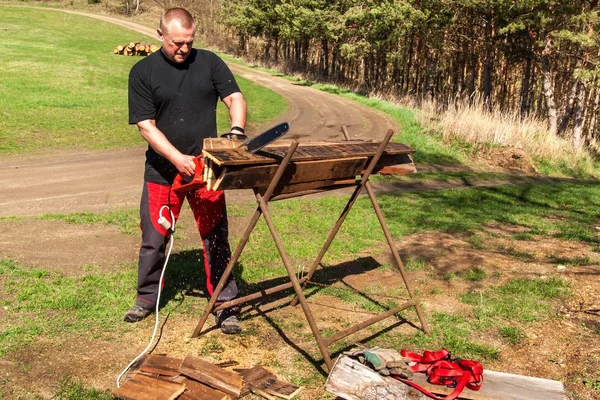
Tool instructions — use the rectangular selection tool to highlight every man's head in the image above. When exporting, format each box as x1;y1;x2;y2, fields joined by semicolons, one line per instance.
158;8;196;63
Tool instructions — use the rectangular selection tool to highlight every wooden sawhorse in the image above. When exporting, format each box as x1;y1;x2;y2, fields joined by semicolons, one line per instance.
191;129;429;370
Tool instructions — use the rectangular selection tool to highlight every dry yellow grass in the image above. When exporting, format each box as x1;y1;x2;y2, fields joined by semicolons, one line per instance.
417;98;598;175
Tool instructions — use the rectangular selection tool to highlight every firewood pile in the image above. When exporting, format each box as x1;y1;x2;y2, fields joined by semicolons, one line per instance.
113;41;159;56
113;354;302;399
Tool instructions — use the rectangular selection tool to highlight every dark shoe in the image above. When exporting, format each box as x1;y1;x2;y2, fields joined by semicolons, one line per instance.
215;310;242;335
123;305;153;323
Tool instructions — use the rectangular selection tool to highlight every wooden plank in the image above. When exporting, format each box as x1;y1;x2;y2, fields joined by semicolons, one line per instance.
139;354;182;377
179;355;243;398
213;157;367;191
269;178;356;197
171;376;231;400
254;379;302;399
237;366;276;396
409;370;566;400
112;373;185;400
237;366;302;399
203;141;414;167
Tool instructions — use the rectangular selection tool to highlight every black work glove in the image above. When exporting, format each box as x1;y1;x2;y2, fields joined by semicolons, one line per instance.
220;132;248;140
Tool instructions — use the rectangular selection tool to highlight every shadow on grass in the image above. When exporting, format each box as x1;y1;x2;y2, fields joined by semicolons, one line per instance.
158;253;421;373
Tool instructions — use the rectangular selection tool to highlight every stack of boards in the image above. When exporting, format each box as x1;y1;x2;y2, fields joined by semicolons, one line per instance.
201;138;416;195
113;354;302;400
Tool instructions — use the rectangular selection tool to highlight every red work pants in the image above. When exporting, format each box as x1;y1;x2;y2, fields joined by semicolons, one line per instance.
135;181;238;308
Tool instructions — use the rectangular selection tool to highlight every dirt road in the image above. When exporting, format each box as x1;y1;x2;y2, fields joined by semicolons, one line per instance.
0;7;397;217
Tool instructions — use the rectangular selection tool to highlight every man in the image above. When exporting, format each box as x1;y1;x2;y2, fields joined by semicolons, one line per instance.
125;7;246;334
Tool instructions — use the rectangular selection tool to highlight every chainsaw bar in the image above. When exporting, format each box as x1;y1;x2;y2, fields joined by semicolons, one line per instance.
242;122;290;153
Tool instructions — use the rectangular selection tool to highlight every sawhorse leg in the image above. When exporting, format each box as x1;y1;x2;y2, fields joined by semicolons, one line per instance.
291;129;429;334
191;141;299;338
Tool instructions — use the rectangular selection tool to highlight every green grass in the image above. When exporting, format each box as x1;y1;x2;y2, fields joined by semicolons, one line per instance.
54;379;113;400
461;277;570;325
229;181;600;282
0;258;136;356
40;210;140;235
0;7;286;154
499;325;525;345
462;267;487;282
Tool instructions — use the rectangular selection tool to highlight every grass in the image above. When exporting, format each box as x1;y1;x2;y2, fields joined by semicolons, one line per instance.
0;259;136;357
54;379;113;400
461;277;569;325
499;325;525;345
2;179;587;359
416;99;600;178
0;7;286;154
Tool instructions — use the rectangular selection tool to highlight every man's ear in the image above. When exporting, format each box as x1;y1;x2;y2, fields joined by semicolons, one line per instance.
157;29;164;40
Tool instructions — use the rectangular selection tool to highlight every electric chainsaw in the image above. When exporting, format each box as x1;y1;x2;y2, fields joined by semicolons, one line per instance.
171;122;290;193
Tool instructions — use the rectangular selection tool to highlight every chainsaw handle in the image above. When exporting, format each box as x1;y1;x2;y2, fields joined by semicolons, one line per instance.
172;155;205;193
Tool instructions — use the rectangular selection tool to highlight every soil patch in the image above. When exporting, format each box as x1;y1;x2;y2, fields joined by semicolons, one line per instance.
0;219;139;275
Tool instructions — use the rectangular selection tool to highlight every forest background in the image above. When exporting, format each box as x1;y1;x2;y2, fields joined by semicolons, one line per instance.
153;0;600;175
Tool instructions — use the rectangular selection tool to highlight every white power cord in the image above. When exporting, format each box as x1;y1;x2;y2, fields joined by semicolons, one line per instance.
116;205;175;388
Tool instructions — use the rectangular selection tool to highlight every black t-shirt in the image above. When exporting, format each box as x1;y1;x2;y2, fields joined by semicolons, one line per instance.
128;48;241;184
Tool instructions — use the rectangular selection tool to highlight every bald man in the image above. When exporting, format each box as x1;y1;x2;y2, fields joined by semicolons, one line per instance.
126;7;246;334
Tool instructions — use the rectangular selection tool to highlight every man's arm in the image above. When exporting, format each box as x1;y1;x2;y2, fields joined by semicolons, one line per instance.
136;119;196;176
222;92;247;134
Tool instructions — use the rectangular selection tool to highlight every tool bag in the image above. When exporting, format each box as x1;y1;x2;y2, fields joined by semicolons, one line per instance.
393;349;483;400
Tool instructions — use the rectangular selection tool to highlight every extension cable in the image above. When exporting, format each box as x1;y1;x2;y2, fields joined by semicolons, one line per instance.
116;205;175;388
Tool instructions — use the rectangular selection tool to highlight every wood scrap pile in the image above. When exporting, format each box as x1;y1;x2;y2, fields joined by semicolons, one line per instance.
113;354;302;400
113;41;159;56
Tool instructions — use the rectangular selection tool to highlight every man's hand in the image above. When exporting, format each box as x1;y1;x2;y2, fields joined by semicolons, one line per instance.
172;153;196;176
221;132;248;140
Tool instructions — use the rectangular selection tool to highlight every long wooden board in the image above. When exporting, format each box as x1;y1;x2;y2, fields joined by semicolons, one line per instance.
179;355;243;398
237;366;302;399
203;140;414;167
211;157;367;191
139;354;182;377
112;373;185;400
171;376;231;400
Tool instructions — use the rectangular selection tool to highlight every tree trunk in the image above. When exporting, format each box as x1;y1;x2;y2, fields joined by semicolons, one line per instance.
573;80;586;149
425;46;434;101
520;52;533;117
483;16;494;108
558;79;579;135
541;36;558;135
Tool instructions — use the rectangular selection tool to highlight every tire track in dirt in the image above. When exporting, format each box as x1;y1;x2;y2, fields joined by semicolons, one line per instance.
0;6;397;217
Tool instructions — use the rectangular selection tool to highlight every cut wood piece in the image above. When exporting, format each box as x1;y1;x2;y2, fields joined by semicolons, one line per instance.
179;355;243;398
237;366;276;396
112;373;185;400
171;376;231;400
326;356;566;400
238;366;302;399
139;354;182;377
325;356;427;400
212;157;367;191
210;166;227;191
254;379;302;400
250;385;277;400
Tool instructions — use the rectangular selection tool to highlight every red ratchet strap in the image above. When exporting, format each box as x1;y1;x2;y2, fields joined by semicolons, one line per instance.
393;349;483;400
